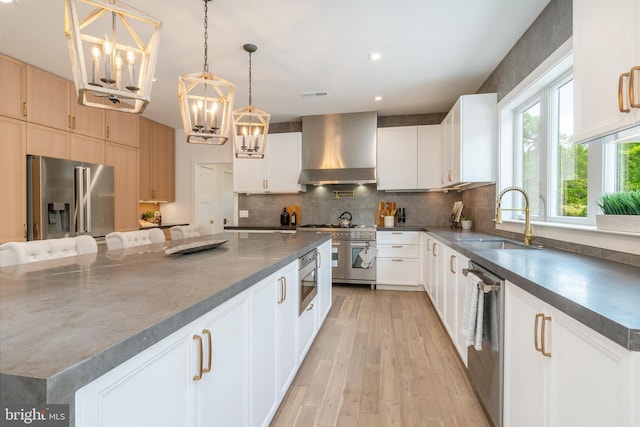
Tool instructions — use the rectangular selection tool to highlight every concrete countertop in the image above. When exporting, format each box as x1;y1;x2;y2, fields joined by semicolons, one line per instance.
0;232;330;407
424;227;640;351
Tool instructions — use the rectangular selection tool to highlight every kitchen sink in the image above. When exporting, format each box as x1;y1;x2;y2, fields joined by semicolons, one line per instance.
457;238;540;250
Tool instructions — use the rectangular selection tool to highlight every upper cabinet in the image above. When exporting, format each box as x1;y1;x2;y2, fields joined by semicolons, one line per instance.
106;108;139;148
0;117;26;243
377;126;418;190
440;93;496;187
26;65;70;131
573;0;640;143
139;117;175;202
233;132;305;193
69;87;106;140
0;54;26;120
377;125;441;191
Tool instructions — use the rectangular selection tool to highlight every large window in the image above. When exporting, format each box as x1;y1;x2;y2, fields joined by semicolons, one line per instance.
604;126;640;193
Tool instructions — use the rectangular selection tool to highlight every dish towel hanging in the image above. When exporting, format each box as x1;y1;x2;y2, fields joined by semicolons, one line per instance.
460;271;484;351
357;247;378;268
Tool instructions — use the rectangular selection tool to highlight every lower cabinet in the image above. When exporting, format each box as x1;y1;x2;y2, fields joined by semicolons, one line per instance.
504;281;635;427
376;231;420;290
76;256;323;427
317;240;332;323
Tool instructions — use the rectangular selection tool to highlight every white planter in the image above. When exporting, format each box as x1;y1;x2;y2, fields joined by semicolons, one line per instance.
461;220;473;230
595;214;640;233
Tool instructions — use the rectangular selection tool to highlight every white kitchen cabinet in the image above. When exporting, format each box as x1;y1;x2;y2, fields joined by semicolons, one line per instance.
573;0;640;143
298;295;318;362
417;124;441;189
233;132;305;193
453;251;470;366
276;262;300;400
429;238;441;308
77;257;322;427
75;291;249;427
317;240;333;323
421;233;432;296
504;281;634;427
440;93;496;187
376;231;420;290
377;126;418;190
377;125;441;190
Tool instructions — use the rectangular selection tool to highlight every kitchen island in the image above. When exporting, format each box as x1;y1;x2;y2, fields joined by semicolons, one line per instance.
0;231;331;426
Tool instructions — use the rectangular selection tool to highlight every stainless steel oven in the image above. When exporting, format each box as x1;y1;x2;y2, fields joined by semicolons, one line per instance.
299;225;376;289
298;248;318;315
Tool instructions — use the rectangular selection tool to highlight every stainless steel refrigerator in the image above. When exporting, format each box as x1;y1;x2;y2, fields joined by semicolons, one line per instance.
26;155;115;240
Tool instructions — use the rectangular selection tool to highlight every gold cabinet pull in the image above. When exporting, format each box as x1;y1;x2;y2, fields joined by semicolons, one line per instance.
202;329;212;373
106;126;110;138
193;334;203;380
450;255;456;274
534;313;544;353
427;238;431;252
68;115;72;129
541;316;552;357
630;65;640;108
306;303;314;311
316;251;321;268
22;102;27;117
277;276;285;304
392;245;403;248
618;72;631;113
432;242;438;257
23;224;27;239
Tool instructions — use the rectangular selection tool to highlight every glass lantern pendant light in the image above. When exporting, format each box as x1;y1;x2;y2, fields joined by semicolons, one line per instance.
178;0;235;145
232;44;270;158
64;0;162;113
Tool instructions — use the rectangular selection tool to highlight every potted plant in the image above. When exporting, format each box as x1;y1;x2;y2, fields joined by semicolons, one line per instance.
460;217;473;230
596;191;640;232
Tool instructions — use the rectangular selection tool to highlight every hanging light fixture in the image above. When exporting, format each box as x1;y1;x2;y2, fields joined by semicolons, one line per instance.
64;0;162;113
178;0;235;145
232;44;270;159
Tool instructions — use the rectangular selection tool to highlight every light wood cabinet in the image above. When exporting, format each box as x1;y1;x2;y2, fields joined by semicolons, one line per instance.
504;281;634;427
233;132;305;193
69;87;106;140
26;123;69;159
139;117;175;202
0;117;26;243
440;93;496;187
106;142;139;231
0;54;26;120
26;65;70;131
106;108;139;148
70;134;105;165
573;0;640;143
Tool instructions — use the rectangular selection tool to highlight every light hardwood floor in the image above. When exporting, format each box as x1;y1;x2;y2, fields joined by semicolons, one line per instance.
271;285;491;427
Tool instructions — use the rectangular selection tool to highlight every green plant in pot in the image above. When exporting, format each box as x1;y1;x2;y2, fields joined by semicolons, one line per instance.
596;191;640;232
142;211;156;221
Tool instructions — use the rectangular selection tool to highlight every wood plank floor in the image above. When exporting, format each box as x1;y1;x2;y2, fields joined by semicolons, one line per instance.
270;285;491;427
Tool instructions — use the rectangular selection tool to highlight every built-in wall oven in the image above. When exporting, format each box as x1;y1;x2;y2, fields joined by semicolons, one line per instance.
299;225;376;289
298;248;318;315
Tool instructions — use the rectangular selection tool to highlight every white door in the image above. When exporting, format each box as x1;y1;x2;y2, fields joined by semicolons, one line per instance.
195;164;223;234
222;170;234;226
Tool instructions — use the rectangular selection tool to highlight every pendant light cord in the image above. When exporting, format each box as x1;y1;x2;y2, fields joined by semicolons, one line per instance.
203;0;209;74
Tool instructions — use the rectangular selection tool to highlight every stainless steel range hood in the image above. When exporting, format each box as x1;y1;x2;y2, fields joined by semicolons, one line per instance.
299;112;377;185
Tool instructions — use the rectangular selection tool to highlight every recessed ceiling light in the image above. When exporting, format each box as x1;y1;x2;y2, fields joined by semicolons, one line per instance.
1;0;17;4
369;52;381;62
374;96;382;101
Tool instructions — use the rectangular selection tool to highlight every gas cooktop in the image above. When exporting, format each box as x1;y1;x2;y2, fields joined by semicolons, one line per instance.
298;224;374;229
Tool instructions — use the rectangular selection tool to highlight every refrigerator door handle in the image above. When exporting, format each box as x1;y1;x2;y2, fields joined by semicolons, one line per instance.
75;166;85;234
85;167;91;233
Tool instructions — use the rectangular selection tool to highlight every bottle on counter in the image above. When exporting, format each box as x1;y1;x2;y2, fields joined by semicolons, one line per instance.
280;207;290;226
291;211;297;226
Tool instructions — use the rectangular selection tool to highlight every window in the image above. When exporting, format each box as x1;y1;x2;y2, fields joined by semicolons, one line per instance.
603;126;640;193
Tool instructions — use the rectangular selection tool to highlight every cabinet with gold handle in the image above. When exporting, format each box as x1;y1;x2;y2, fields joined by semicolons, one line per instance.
534;313;552;358
630;65;640;108
449;254;456;274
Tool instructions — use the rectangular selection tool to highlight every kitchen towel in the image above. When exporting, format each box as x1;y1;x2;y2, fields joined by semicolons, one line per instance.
460;271;484;351
357;247;378;269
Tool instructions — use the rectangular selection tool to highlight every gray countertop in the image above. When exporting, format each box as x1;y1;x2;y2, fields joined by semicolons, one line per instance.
424;227;640;351
0;232;330;406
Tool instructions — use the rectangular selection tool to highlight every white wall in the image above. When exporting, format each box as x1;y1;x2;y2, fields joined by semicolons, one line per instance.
161;129;233;225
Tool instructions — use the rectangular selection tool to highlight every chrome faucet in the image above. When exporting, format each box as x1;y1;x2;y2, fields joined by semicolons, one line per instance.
495;186;536;246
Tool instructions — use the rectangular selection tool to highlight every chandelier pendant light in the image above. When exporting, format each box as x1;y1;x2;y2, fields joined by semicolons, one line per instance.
233;44;270;158
64;0;162;114
178;0;235;145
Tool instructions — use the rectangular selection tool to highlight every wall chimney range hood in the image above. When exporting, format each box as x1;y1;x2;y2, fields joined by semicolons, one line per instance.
298;112;377;185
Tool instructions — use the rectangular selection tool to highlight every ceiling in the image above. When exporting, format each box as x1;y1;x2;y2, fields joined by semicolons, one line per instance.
0;0;550;130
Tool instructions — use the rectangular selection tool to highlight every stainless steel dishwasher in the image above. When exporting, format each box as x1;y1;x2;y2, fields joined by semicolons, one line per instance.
463;261;504;427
